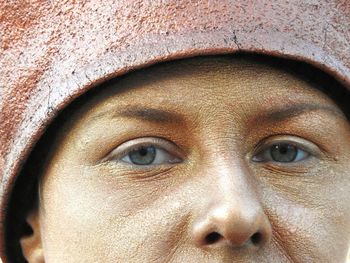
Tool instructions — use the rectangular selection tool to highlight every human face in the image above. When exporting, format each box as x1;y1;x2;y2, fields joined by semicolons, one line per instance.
30;57;350;262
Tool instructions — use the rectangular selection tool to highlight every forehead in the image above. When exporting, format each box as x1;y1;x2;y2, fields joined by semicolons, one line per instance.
76;56;337;120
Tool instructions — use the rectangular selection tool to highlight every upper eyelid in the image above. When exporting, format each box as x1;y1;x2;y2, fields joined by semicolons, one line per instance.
101;137;184;162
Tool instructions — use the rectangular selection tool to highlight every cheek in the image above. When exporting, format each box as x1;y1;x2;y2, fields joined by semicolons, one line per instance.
38;152;350;262
260;165;350;262
39;164;192;262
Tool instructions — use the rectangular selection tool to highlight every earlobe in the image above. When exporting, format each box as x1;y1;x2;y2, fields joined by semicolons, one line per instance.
19;210;45;263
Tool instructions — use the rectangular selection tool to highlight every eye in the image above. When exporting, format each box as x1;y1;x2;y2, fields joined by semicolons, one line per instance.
103;137;183;166
122;145;181;165
252;142;311;163
123;146;157;165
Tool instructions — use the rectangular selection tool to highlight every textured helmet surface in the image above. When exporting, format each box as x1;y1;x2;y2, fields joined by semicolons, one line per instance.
0;1;349;261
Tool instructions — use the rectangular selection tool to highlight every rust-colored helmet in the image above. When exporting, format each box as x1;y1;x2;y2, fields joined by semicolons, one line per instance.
0;1;349;262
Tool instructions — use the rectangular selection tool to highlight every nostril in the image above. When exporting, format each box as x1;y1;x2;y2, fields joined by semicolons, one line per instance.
251;232;262;246
205;232;222;245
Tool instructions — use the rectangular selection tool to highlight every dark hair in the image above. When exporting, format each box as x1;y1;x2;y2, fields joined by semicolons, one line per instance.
5;54;349;262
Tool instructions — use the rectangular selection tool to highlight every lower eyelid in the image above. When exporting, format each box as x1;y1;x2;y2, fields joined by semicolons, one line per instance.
258;162;312;176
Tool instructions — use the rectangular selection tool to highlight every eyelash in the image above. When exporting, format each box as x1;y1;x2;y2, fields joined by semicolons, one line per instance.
103;136;321;167
251;136;321;164
252;143;309;163
103;137;184;166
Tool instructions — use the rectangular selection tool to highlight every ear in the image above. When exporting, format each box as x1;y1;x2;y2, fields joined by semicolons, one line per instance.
19;209;45;263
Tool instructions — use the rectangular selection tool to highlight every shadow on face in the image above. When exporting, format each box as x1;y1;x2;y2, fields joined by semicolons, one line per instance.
8;55;350;263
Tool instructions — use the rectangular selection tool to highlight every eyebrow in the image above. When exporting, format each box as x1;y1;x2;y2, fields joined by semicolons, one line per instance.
264;103;345;122
112;106;184;124
91;103;344;125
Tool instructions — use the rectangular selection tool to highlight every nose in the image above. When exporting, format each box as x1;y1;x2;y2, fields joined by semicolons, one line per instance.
192;163;272;250
192;202;271;249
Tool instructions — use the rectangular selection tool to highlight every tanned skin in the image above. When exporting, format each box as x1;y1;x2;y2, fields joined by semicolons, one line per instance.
20;57;350;263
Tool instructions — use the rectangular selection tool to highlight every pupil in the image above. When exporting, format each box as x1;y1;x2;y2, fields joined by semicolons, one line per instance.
129;146;156;165
279;145;288;154
139;148;148;156
270;143;297;162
